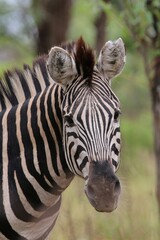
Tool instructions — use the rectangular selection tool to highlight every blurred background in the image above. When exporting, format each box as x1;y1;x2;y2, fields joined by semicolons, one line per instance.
0;0;160;239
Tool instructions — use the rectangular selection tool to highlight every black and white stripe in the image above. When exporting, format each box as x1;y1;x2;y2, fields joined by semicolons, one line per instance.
0;83;74;239
0;37;125;239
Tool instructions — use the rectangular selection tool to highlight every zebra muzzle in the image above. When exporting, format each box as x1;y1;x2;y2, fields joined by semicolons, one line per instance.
84;160;121;212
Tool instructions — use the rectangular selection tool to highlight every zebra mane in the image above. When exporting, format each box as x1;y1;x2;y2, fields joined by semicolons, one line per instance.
0;55;53;111
61;37;95;85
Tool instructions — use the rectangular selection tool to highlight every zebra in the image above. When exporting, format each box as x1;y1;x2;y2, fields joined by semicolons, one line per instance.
0;37;125;240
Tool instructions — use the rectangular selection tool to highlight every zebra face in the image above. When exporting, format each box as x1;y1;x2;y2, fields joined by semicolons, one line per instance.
47;37;125;212
62;79;121;176
62;77;121;212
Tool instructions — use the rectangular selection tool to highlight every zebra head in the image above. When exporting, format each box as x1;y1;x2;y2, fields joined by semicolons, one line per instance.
47;38;125;213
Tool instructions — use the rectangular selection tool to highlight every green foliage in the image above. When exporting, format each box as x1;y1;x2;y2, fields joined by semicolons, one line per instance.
117;0;153;40
0;37;34;77
122;114;153;154
68;0;97;46
0;1;14;35
113;0;160;54
112;49;151;116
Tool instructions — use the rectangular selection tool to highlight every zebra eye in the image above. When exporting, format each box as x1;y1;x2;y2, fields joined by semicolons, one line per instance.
64;114;74;126
114;110;121;121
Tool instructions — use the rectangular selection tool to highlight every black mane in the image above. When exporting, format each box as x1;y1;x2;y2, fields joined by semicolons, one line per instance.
61;37;95;85
0;55;53;111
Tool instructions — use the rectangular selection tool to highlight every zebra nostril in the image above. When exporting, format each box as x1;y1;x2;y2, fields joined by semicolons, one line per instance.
114;180;121;196
87;185;95;198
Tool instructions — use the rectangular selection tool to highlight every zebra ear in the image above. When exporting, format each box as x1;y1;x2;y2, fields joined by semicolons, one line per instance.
47;47;77;86
97;38;126;82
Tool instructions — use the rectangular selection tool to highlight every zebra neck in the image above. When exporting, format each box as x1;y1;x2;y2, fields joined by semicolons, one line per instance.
4;84;74;195
45;85;74;189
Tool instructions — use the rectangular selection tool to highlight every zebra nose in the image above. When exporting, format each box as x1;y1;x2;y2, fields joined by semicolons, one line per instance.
85;178;121;212
87;178;120;198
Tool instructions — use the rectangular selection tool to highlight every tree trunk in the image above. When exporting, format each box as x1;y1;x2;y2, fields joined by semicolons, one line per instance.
94;10;107;53
150;55;160;215
94;0;109;53
33;0;72;54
